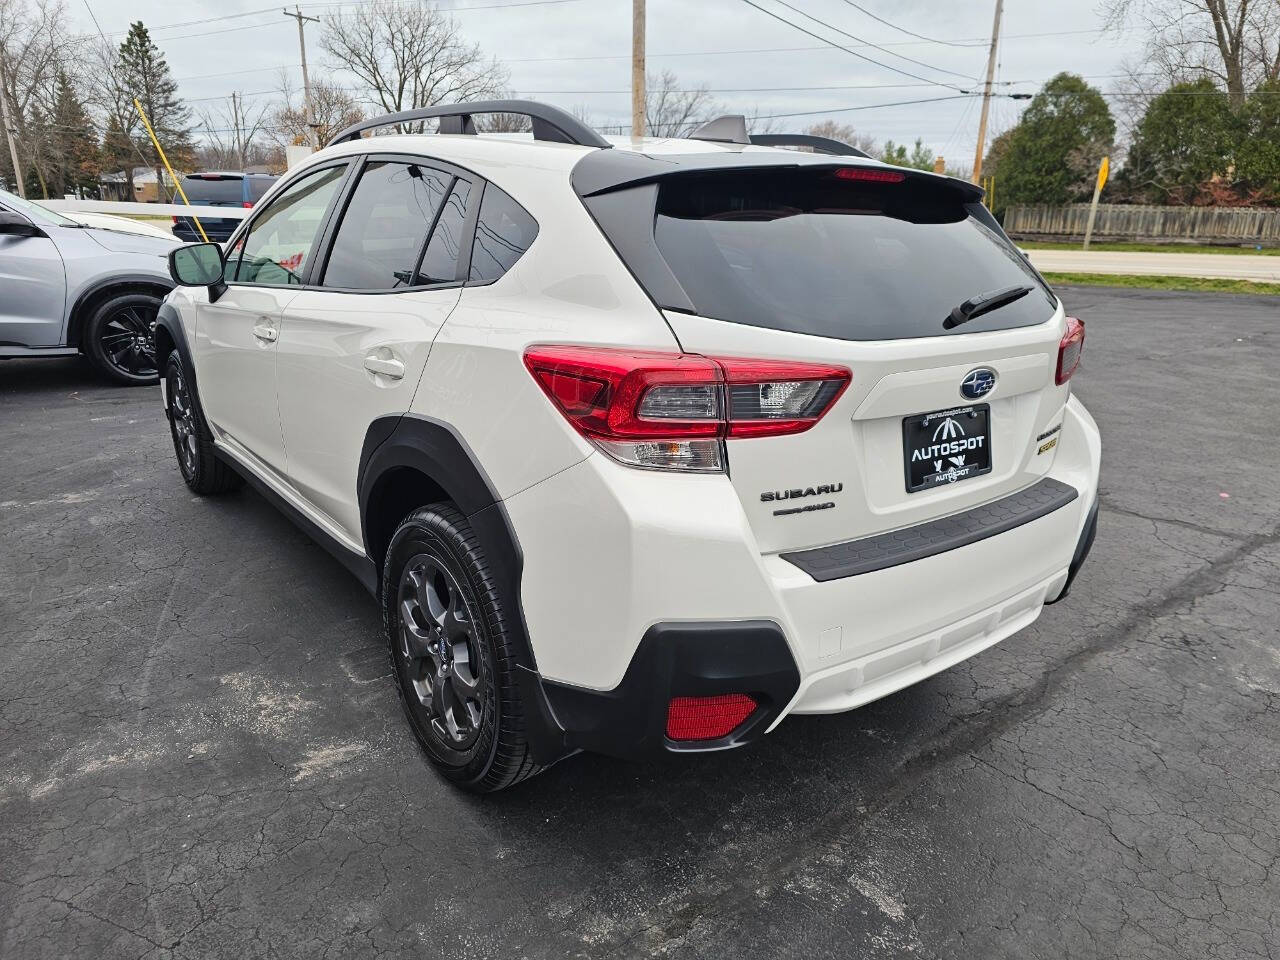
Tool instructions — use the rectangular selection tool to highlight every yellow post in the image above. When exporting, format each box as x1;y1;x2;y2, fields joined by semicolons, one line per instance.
133;98;209;243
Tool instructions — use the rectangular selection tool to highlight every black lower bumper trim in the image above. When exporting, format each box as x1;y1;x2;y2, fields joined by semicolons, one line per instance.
782;477;1080;582
539;620;799;760
1046;495;1098;605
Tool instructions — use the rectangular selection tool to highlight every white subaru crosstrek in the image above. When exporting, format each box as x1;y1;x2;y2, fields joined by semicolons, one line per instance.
158;101;1099;792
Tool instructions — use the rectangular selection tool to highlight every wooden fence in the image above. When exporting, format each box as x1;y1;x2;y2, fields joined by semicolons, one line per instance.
1004;203;1280;245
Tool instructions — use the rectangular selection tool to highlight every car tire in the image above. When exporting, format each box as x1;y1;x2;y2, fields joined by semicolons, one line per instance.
83;292;164;386
383;504;544;793
163;351;243;495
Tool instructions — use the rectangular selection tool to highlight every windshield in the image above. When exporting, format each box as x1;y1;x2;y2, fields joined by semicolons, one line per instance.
0;188;77;227
649;167;1056;341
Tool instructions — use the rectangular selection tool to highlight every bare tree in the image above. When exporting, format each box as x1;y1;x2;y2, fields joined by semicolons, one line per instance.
271;73;364;149
475;92;531;132
199;92;272;170
321;0;508;129
645;70;718;137
1103;0;1280;108
805;119;878;155
0;0;82;192
87;37;143;192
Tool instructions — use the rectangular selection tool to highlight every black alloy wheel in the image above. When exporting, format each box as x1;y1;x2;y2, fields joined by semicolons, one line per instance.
162;351;243;495
383;504;544;792
85;293;162;385
166;359;199;481
397;552;489;751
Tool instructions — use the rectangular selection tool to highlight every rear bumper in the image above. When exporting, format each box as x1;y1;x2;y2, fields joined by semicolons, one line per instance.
541;621;799;759
507;395;1100;757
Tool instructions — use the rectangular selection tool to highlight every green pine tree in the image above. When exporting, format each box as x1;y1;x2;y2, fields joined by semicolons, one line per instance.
46;73;99;196
116;22;193;201
100;114;136;197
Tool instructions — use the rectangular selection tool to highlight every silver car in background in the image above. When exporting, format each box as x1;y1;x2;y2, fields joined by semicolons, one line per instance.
0;188;178;385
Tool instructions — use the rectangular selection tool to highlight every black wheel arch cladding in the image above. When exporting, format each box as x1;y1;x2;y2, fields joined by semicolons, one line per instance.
359;414;568;764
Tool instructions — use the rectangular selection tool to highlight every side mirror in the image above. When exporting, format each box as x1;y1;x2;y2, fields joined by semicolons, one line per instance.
0;209;44;238
169;243;227;301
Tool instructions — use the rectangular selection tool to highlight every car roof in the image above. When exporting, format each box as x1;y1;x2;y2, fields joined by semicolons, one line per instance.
183;171;278;179
301;131;894;183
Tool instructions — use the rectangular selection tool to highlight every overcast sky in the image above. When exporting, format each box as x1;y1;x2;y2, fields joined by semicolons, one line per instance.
73;0;1145;166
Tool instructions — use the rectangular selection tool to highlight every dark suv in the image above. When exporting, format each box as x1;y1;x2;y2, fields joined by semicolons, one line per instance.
172;172;278;243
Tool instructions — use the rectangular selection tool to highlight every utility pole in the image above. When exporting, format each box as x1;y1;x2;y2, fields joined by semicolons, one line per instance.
631;0;645;139
971;0;1002;185
0;55;25;198
283;6;321;150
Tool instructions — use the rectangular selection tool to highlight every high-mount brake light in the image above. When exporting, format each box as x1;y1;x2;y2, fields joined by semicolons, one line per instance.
1056;316;1085;385
523;345;851;473
834;167;906;183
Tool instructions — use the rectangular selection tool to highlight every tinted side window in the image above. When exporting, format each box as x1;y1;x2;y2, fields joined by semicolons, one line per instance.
322;161;452;290
468;184;538;283
235;165;346;285
417;178;472;285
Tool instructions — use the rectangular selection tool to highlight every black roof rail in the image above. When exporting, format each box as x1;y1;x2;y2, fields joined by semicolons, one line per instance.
748;134;872;158
327;99;612;149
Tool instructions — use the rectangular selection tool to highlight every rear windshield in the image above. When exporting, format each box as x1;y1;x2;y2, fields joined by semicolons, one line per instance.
181;175;244;204
648;168;1055;341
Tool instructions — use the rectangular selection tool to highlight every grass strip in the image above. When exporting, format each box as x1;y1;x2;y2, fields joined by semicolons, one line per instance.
1042;272;1280;296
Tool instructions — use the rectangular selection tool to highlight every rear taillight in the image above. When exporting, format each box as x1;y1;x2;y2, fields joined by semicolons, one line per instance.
523;345;850;473
666;694;757;741
242;201;253;208
1056;316;1085;385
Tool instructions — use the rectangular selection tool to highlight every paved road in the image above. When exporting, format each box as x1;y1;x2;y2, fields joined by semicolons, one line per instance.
2;287;1278;959
1029;249;1280;283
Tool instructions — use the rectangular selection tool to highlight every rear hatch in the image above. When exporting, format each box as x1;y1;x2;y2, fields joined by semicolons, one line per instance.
578;156;1072;554
176;174;246;232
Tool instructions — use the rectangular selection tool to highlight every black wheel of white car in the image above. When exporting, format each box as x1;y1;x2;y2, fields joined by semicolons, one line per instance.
384;504;543;792
163;351;243;495
84;293;162;385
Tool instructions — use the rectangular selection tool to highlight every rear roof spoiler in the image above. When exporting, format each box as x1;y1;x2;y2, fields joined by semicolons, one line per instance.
748;134;872;159
686;115;872;159
572;148;982;201
327;99;611;150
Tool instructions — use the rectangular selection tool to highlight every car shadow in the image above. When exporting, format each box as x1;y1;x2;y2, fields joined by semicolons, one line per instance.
0;356;154;399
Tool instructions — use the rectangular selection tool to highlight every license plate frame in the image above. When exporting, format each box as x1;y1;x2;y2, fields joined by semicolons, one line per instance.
902;403;993;493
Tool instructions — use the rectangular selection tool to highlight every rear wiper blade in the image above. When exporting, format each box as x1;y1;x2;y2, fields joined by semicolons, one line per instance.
944;284;1033;329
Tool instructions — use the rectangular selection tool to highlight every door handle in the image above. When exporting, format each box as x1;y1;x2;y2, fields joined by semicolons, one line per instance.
363;354;405;379
252;320;278;343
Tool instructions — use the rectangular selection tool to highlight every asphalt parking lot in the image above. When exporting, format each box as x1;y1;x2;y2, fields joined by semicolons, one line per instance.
2;286;1277;960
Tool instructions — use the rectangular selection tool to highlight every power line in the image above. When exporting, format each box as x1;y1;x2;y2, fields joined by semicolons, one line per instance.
763;0;977;80
736;0;967;91
834;0;975;48
85;0;586;43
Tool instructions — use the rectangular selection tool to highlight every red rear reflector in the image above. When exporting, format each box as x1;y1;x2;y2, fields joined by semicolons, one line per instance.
834;167;906;183
1056;316;1085;385
242;201;253;208
666;694;757;741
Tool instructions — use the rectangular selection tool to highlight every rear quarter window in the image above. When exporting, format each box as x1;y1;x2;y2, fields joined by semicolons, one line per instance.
468;184;538;284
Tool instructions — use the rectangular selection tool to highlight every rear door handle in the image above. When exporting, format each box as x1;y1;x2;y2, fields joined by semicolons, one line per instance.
363;355;405;379
252;320;278;342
